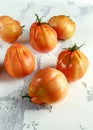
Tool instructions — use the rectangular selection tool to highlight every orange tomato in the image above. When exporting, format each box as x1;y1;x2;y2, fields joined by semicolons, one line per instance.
0;16;23;43
30;14;57;53
48;15;76;40
27;67;68;104
56;44;89;82
4;43;35;78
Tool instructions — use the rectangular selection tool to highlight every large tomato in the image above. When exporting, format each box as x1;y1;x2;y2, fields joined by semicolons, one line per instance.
56;44;89;82
48;15;75;40
24;67;68;105
30;14;57;53
0;15;23;43
4;43;35;78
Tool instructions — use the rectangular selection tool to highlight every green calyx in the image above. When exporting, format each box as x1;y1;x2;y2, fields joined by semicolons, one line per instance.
35;13;47;25
63;43;85;52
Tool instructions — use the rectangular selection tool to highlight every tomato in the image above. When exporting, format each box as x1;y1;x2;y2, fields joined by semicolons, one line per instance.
0;16;23;43
24;67;68;105
30;14;57;53
48;15;76;40
0;65;1;72
56;44;89;82
4;43;35;78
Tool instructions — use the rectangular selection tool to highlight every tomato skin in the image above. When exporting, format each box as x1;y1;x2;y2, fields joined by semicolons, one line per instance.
48;15;75;40
30;22;57;53
28;67;68;104
4;43;35;78
0;16;22;43
56;48;89;82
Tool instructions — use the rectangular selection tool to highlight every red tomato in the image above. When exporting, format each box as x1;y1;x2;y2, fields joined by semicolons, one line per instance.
30;14;57;53
27;67;68;104
48;15;76;40
4;43;35;78
0;16;23;43
56;44;89;82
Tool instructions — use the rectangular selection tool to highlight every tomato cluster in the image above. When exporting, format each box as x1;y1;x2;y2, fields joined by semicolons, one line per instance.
0;14;89;105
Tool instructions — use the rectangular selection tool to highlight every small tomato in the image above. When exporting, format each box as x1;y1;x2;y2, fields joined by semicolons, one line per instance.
23;67;68;105
4;43;35;78
48;15;75;40
56;44;89;82
30;14;57;53
0;16;23;43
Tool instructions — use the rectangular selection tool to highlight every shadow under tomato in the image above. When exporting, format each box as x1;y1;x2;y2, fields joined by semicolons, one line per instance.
17;30;29;44
0;64;15;82
21;96;52;113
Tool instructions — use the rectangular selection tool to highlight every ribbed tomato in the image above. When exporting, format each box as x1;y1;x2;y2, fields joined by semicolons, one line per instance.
0;16;23;43
48;15;75;40
30;14;57;53
56;44;89;82
25;67;68;105
4;43;35;78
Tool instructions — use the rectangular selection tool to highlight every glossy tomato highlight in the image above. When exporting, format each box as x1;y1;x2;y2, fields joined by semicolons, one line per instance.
27;67;68;105
4;43;35;78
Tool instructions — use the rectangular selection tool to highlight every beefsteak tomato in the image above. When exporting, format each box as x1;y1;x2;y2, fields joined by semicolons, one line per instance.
25;67;68;104
30;14;57;53
48;15;75;40
0;15;23;43
56;44;89;82
4;43;35;78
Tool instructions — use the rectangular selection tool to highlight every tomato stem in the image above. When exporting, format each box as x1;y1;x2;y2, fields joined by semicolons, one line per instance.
35;13;42;25
22;93;30;99
21;25;25;28
70;43;85;51
35;13;46;25
21;25;25;32
76;43;85;50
